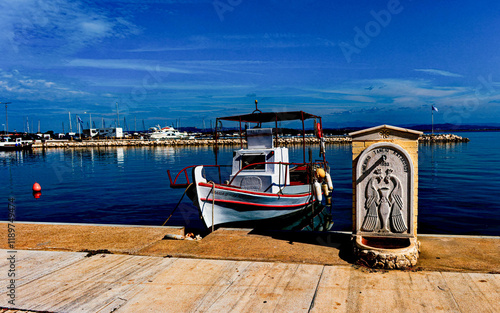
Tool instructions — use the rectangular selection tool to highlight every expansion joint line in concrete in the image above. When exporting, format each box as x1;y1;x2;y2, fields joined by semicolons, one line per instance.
307;265;326;312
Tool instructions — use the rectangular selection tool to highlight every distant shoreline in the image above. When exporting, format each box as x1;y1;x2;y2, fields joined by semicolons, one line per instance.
30;133;469;149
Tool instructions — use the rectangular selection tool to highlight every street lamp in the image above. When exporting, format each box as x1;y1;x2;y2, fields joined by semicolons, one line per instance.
1;102;12;134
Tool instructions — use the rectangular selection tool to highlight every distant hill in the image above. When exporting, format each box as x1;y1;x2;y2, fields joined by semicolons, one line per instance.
179;124;500;135
323;123;500;134
404;123;500;132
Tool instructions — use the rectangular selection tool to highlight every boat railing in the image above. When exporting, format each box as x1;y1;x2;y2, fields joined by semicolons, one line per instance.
169;161;326;189
167;165;230;188
228;161;326;187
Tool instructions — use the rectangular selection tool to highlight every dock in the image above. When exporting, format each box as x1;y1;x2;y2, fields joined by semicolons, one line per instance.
1;222;499;312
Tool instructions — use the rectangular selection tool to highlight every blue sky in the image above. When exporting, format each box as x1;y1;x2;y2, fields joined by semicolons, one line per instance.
1;0;500;132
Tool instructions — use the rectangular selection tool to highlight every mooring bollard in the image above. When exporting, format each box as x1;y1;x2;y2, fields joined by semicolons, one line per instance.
350;125;422;269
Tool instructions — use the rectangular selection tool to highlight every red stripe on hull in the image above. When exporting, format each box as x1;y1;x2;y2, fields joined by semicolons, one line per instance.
200;198;311;208
198;182;311;198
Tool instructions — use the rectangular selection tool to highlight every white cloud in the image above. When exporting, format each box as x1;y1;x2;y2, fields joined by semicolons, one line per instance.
0;69;90;100
80;21;113;36
0;0;138;55
342;95;376;103
304;78;478;112
414;69;464;78
66;59;196;74
129;34;336;53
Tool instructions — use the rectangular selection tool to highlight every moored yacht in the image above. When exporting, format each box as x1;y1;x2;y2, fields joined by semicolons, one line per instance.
148;125;187;140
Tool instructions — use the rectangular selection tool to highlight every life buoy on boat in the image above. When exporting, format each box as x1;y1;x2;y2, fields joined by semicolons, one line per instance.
313;180;322;202
315;122;322;138
325;172;333;190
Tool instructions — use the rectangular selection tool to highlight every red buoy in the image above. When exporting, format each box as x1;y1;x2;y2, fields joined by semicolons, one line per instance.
33;191;42;199
32;182;41;192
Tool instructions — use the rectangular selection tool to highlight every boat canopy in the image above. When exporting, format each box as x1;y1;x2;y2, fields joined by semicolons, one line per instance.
214;108;325;165
217;111;320;124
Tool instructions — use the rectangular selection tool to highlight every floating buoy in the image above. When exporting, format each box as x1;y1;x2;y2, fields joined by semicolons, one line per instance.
33;191;42;199
32;182;41;192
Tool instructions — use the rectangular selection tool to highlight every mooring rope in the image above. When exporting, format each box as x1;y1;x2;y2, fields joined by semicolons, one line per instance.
162;183;193;226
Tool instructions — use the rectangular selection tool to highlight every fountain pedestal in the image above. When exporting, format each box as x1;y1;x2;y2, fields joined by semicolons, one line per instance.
350;125;422;269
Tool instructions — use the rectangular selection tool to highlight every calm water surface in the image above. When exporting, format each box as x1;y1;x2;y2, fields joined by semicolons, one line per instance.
1;132;499;235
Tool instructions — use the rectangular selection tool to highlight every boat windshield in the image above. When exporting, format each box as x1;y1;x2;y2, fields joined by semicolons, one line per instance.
241;154;266;170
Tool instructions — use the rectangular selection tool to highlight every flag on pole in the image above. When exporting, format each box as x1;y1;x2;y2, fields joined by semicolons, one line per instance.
432;105;438;112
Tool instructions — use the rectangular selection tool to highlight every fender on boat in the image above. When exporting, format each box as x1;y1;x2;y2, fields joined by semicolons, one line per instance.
313;181;322;202
325;172;333;190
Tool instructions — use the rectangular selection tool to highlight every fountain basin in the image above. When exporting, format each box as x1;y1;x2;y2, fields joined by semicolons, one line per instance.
353;235;419;269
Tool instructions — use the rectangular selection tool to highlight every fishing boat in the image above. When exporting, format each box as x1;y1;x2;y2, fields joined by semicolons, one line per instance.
168;102;334;230
0;136;33;151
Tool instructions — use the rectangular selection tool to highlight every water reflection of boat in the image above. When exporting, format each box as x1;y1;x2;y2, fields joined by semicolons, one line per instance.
0;136;33;151
168;102;334;231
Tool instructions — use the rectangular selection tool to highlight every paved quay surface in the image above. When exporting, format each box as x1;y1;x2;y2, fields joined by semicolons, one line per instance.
1;222;499;312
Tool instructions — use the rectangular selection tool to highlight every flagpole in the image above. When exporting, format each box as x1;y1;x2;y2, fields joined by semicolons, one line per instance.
432;106;434;135
77;115;81;138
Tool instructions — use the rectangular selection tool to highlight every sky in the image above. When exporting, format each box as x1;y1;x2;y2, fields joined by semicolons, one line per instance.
1;0;500;132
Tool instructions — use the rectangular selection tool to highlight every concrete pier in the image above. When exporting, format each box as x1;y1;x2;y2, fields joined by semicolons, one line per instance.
1;222;498;312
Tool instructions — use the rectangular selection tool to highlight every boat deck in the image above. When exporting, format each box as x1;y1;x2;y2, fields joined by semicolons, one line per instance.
1;222;499;312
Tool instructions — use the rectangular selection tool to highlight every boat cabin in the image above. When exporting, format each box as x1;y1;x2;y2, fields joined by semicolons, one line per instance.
230;128;290;193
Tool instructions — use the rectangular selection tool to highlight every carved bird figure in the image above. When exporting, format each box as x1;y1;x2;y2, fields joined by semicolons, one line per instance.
361;169;382;231
387;169;408;233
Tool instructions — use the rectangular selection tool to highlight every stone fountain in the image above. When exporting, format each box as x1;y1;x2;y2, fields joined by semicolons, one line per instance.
350;125;422;269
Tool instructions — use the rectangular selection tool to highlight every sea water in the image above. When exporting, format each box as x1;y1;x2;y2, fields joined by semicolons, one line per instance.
1;132;499;235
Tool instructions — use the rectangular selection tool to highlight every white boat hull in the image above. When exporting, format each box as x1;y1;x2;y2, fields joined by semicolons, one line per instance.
190;166;315;228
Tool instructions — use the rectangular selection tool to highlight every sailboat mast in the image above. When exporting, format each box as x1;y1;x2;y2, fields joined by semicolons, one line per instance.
69;111;72;132
116;102;120;127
